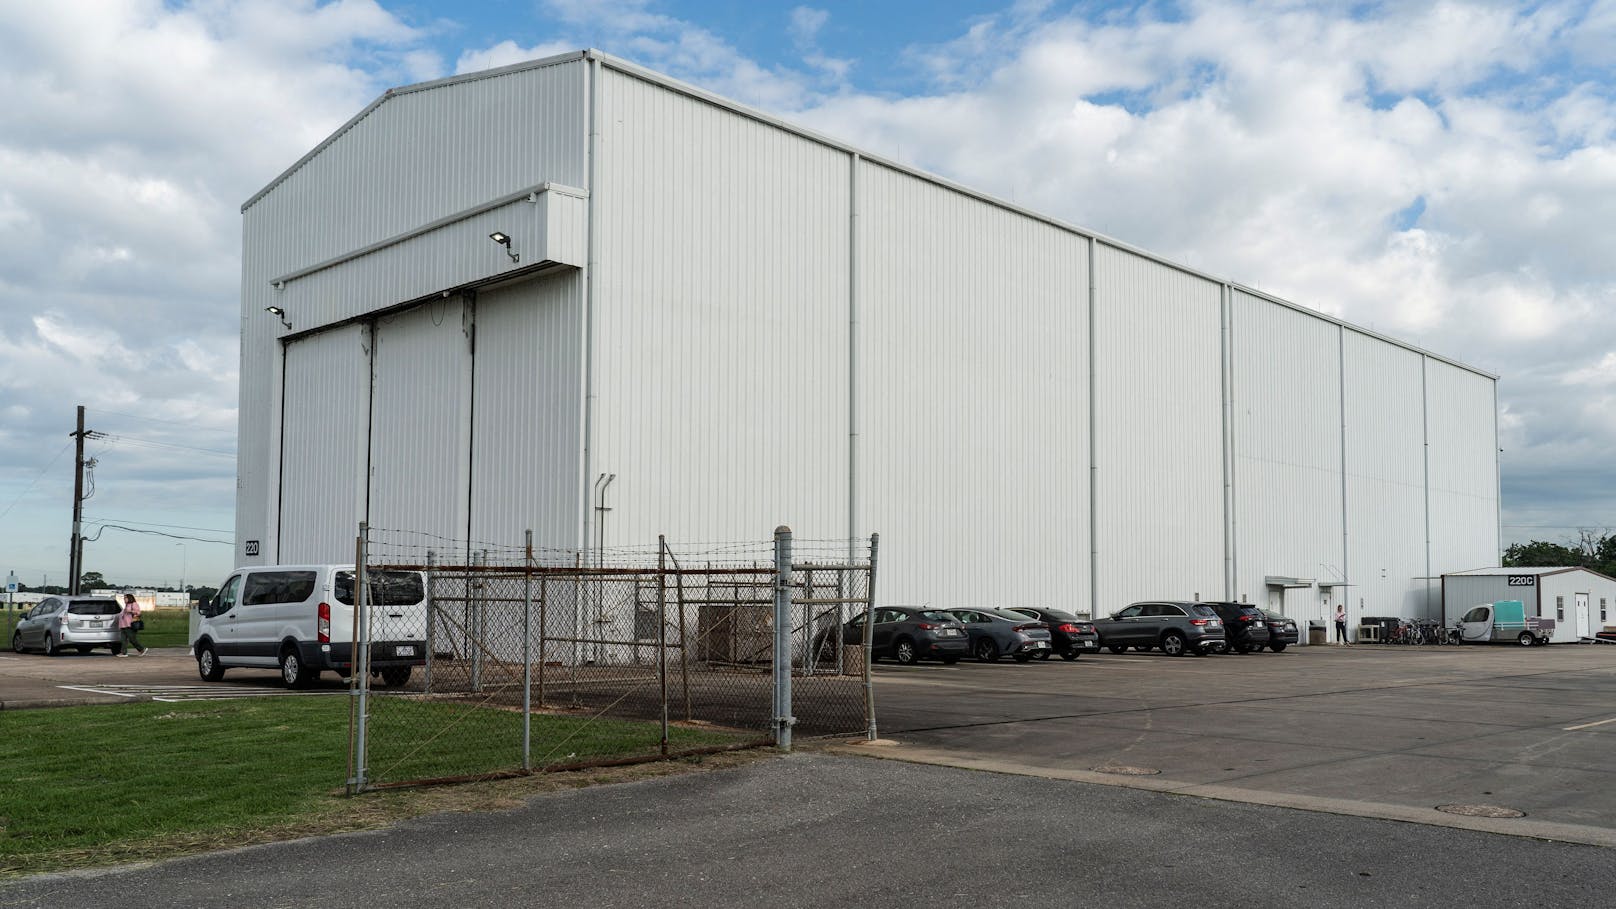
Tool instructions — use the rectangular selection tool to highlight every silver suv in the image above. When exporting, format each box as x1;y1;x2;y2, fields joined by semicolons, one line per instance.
11;596;122;655
1094;601;1227;656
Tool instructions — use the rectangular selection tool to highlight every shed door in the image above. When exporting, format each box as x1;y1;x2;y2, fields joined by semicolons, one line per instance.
1576;593;1591;638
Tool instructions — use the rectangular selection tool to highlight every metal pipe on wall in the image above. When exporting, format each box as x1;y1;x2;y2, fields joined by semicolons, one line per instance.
580;51;601;573
1088;237;1099;616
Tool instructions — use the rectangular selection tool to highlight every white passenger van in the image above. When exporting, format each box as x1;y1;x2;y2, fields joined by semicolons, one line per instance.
192;565;428;689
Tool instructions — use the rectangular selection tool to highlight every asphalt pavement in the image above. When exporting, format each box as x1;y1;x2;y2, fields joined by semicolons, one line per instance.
2;752;1610;908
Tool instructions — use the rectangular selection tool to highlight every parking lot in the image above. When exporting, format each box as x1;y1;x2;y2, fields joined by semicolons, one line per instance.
865;643;1616;844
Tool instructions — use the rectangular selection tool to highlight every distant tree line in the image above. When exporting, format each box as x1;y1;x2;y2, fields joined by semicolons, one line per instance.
12;570;217;605
1503;529;1616;579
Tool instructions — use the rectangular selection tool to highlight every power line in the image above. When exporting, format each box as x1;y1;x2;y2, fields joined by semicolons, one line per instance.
83;523;232;546
99;434;235;458
0;440;74;521
88;408;236;434
83;516;233;534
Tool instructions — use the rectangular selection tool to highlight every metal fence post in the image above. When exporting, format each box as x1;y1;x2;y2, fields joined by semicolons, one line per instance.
471;550;485;692
424;549;436;697
353;523;371;792
658;534;669;756
523;530;533;771
773;525;794;751
864;532;880;742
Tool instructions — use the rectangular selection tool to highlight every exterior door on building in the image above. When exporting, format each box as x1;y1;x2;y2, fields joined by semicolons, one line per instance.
1576;593;1591;638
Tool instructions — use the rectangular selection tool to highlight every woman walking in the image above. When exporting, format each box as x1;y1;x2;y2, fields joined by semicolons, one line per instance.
1334;602;1349;645
117;593;148;656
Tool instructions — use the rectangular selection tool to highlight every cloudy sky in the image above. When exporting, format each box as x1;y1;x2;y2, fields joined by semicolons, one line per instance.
1;0;1613;590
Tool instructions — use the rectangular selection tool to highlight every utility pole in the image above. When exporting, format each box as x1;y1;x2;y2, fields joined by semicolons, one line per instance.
69;405;86;595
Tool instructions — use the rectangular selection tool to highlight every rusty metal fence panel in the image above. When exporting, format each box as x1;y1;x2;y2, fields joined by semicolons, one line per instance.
347;527;877;791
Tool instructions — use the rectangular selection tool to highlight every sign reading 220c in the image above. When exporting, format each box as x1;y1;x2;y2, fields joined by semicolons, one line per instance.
1507;575;1536;587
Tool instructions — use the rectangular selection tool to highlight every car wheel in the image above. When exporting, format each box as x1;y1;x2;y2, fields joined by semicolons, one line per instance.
197;643;226;681
893;637;919;666
379;666;411;688
1060;651;1079;661
1517;632;1535;647
1106;644;1126;654
44;634;59;657
1034;651;1051;661
975;638;1000;662
1269;642;1287;653
279;646;315;689
1160;631;1187;657
10;632;22;654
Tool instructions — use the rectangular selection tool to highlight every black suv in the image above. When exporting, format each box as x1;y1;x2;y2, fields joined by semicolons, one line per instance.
1203;602;1272;653
839;606;970;665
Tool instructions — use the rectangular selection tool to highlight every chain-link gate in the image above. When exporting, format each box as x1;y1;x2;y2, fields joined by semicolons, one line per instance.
346;526;878;791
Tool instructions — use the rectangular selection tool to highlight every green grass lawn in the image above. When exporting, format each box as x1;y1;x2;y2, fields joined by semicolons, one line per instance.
0;696;756;877
134;607;190;648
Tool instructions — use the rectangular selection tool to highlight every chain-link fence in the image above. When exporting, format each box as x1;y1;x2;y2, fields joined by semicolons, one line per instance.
346;526;878;790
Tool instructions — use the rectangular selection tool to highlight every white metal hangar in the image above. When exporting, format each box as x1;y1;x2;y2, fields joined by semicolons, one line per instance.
235;49;1501;634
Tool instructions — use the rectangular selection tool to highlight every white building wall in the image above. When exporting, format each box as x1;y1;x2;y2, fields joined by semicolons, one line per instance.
239;56;587;567
1094;247;1224;611
589;66;850;550
1441;574;1526;623
1540;571;1616;642
858;160;1090;609
1426;358;1501;582
1231;291;1345;629
279;324;370;563
469;273;584;551
367;299;471;548
1343;329;1430;620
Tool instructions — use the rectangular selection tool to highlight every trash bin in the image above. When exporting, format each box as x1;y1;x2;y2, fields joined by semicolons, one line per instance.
1307;620;1326;645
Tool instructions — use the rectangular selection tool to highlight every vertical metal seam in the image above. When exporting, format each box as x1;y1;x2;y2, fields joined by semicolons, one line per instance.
1227;288;1239;600
1338;323;1349;618
1422;356;1432;614
848;152;860;563
581;52;600;562
1088;237;1098;616
363;321;376;530
463;293;477;556
275;340;287;560
1220;284;1234;600
1494;378;1502;562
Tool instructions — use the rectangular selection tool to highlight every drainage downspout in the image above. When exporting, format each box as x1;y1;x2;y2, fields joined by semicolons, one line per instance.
1337;324;1349;617
1088;237;1099;616
581;51;601;563
1422;356;1432;618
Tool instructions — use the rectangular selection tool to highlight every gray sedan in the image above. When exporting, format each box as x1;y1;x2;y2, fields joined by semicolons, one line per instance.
11;596;123;655
946;607;1054;663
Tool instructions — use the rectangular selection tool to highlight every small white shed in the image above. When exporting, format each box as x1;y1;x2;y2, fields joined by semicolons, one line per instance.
1443;567;1616;643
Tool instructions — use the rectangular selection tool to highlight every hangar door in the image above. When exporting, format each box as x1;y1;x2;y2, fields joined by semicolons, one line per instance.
279;324;370;563
367;298;471;546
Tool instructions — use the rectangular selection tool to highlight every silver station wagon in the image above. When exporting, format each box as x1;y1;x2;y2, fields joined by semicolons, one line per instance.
11;596;123;655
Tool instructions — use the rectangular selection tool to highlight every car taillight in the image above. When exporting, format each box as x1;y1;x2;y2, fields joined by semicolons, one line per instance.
1013;623;1044;632
318;602;330;643
1242;615;1255;622
1190;619;1210;626
1057;623;1080;633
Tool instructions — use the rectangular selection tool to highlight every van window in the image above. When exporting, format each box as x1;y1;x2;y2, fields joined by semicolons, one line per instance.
1462;606;1488;623
242;571;318;606
334;571;425;607
211;575;243;616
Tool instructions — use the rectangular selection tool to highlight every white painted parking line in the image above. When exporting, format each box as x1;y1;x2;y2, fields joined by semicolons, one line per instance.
1563;716;1616;731
58;685;142;698
57;684;337;702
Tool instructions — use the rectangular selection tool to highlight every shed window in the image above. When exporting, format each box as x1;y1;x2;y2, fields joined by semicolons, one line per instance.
1602;598;1608;622
1556;596;1565;621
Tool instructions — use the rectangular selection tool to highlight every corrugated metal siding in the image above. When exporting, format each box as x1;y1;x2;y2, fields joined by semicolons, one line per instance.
1231;291;1344;625
239;59;587;561
470;272;584;551
1343;330;1431;618
367;299;470;543
859;160;1090;609
1093;246;1224;610
243;60;586;282
279;324;369;563
1426;358;1500;577
589;67;850;548
269;192;577;333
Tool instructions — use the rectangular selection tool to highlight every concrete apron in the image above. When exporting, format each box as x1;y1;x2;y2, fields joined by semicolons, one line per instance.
829;738;1616;849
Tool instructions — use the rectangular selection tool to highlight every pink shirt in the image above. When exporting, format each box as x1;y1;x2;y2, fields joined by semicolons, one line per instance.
118;600;141;629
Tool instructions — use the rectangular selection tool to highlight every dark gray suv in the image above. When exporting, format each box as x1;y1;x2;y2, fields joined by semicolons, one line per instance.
1094;601;1227;656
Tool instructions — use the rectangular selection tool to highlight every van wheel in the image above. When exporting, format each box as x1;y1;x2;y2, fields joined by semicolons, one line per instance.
197;644;226;681
279;647;315;689
379;666;411;688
